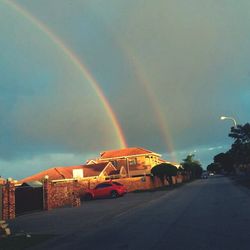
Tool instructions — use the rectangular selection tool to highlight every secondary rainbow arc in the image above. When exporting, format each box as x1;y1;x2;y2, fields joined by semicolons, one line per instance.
124;47;177;162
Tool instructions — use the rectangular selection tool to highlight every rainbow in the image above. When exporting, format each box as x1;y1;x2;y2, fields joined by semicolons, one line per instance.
124;47;177;162
3;0;127;148
90;15;177;160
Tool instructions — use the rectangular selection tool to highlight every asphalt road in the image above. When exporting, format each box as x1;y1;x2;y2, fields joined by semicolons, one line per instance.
10;176;250;250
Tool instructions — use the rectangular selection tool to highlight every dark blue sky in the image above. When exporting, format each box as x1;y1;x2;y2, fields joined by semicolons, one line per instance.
0;0;250;179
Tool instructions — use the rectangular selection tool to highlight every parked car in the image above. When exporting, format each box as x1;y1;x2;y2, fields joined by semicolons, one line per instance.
201;172;208;179
83;181;127;201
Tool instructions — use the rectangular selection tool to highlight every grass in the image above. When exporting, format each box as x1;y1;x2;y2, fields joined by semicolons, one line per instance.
0;234;54;250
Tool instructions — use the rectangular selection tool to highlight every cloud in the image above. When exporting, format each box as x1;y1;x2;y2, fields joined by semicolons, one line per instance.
0;152;97;180
80;0;250;152
164;144;229;168
208;146;223;151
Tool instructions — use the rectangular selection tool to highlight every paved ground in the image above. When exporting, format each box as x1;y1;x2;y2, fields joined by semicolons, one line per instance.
9;176;250;249
9;187;173;236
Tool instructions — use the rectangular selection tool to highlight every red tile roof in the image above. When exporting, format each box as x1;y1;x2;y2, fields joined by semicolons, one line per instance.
100;147;161;159
19;162;111;183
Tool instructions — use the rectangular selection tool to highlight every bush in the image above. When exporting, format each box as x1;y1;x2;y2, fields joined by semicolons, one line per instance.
151;163;178;185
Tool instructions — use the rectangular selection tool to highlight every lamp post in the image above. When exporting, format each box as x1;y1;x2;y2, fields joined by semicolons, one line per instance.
220;116;237;127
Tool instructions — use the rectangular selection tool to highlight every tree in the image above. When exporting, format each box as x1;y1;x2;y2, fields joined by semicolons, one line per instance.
213;152;234;173
207;162;221;174
229;123;250;145
151;163;178;185
181;154;203;178
211;122;250;174
228;123;250;164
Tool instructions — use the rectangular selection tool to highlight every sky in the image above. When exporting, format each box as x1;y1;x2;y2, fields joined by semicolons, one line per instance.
0;0;250;179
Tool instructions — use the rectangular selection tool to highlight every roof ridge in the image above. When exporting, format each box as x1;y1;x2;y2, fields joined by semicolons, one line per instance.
136;147;153;153
54;167;66;179
84;162;108;167
101;146;150;152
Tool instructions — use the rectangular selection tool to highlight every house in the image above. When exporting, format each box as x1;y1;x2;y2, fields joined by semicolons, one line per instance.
19;162;127;183
97;147;164;177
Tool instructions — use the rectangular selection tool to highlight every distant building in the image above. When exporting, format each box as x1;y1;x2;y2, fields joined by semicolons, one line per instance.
96;147;165;177
19;162;126;183
19;147;178;183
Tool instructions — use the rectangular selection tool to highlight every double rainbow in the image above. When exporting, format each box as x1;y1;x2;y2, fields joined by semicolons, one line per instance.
4;0;177;160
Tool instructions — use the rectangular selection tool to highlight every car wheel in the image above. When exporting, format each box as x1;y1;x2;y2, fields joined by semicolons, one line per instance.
84;193;93;201
110;190;118;198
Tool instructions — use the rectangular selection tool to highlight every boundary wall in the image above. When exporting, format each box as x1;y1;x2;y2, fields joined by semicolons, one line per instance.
0;174;189;217
43;174;187;210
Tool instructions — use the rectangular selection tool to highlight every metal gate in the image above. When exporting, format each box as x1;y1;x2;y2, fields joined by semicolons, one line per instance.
15;186;43;215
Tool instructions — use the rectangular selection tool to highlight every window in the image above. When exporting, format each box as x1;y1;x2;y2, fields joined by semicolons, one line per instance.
95;183;112;189
95;183;105;189
129;158;137;166
111;160;118;167
112;182;123;186
104;183;112;187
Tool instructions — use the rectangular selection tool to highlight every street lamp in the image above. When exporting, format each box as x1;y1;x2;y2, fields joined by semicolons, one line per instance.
220;116;237;127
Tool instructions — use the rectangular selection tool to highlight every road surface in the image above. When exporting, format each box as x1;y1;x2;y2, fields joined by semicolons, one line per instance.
11;176;250;249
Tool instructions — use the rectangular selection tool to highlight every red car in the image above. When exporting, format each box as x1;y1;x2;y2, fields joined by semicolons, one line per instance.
84;181;127;200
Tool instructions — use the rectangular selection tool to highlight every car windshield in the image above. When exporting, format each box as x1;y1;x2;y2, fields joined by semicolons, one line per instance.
112;182;123;186
95;183;109;189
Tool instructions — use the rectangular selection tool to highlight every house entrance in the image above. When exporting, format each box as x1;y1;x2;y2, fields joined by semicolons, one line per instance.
15;184;43;215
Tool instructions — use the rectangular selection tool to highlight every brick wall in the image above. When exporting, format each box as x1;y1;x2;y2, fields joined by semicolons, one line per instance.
1;180;15;220
43;174;187;210
116;176;167;191
43;179;78;210
108;175;187;191
0;174;187;216
43;177;152;210
43;178;98;210
115;177;149;191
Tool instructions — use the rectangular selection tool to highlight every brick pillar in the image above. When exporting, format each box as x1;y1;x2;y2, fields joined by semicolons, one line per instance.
0;189;1;220
72;180;80;207
2;180;15;220
43;179;52;210
71;194;81;207
2;185;7;220
8;181;15;219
